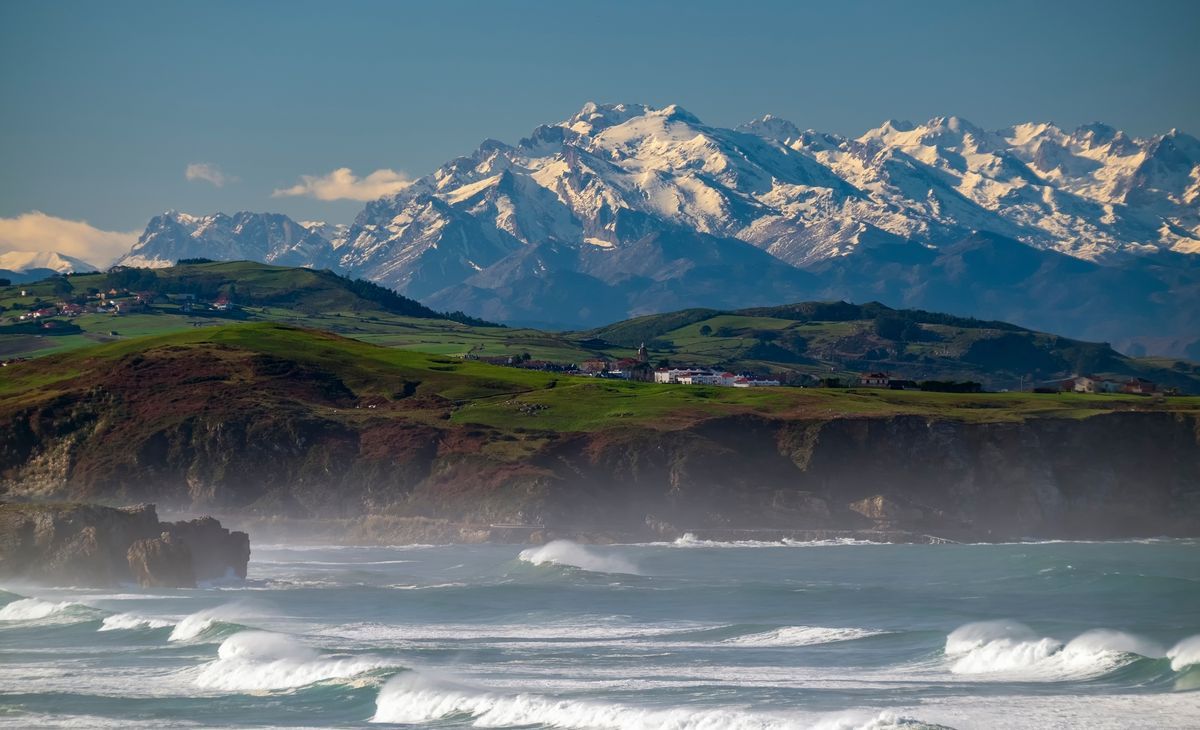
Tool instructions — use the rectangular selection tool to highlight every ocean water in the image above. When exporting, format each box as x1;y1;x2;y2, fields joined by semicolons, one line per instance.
1;538;1198;729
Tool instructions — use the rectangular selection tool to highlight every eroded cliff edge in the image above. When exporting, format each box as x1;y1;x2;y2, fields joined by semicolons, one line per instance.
2;401;1197;543
0;502;249;587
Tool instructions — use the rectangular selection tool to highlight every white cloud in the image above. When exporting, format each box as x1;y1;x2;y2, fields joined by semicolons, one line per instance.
272;167;411;201
185;162;235;187
0;211;139;267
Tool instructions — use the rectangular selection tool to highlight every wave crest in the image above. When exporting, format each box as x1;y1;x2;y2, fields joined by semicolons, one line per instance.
518;541;639;575
99;613;174;632
193;631;398;691
168;603;259;642
1167;635;1200;672
945;621;1164;680
0;597;87;623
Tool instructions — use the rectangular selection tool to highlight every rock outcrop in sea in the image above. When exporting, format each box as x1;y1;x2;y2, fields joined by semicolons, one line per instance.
0;502;249;587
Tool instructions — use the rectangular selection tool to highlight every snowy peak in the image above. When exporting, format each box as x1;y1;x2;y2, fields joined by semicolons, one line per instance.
117;211;338;269
562;102;645;136
736;115;804;145
300;221;350;248
858;116;993;156
0;250;97;273
563;102;701;137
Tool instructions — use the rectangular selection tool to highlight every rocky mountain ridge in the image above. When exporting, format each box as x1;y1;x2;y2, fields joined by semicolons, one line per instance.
119;211;338;270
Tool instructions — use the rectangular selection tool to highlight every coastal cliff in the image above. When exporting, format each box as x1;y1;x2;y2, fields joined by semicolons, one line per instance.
1;324;1197;543
2;410;1197;543
0;502;249;587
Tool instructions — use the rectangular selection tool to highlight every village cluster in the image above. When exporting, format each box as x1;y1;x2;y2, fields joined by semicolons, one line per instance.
471;349;1165;395
8;287;234;329
472;343;783;387
1057;374;1159;395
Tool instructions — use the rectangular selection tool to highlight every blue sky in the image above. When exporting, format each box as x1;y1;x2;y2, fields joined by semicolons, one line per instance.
1;0;1198;262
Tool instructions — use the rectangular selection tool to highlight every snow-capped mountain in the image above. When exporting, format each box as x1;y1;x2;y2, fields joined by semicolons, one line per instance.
0;250;98;274
117;212;338;269
299;221;350;249
338;102;1200;292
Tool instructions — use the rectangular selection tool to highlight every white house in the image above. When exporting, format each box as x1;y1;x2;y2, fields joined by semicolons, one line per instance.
657;368;778;388
656;368;707;384
1072;375;1122;394
732;377;781;388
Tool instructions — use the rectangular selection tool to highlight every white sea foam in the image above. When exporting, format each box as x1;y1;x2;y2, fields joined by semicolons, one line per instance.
663;533;882;548
321;619;711;647
193;631;397;691
253;543;440;551
0;598;84;622
1167;634;1200;671
945;621;1163;679
518;541;639;575
0;712;202;728
70;593;176;601
372;673;931;729
254;559;416;566
385;582;468;591
725;626;888;647
99;613;174;632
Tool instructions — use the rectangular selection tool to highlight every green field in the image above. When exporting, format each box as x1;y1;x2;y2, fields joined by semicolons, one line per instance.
4;261;1199;394
4;323;1197;435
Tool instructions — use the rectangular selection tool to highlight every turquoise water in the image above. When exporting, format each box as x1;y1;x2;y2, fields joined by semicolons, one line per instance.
2;538;1198;729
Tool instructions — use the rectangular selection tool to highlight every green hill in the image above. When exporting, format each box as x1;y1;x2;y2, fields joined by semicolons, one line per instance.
584;302;1200;393
0;261;511;359
3;263;1198;394
2;322;1196;436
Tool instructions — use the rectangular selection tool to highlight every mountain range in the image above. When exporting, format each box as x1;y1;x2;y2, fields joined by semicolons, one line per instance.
113;103;1200;356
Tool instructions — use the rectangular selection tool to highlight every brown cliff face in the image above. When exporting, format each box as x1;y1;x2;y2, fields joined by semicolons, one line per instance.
1;404;1198;541
527;412;1200;539
0;503;249;587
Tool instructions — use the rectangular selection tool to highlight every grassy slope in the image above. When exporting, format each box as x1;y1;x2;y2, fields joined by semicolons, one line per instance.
3;324;1196;435
4;264;1197;393
0;262;605;362
586;305;1200;391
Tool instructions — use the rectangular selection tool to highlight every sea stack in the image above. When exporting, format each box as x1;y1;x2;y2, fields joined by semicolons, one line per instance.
0;502;249;588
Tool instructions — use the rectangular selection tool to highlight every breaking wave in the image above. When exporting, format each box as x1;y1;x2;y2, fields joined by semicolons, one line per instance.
945;621;1165;680
99;613;174;632
518;541;639;575
725;626;888;647
0;597;92;623
168;604;258;642
372;673;937;729
1167;635;1200;672
193;631;399;691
